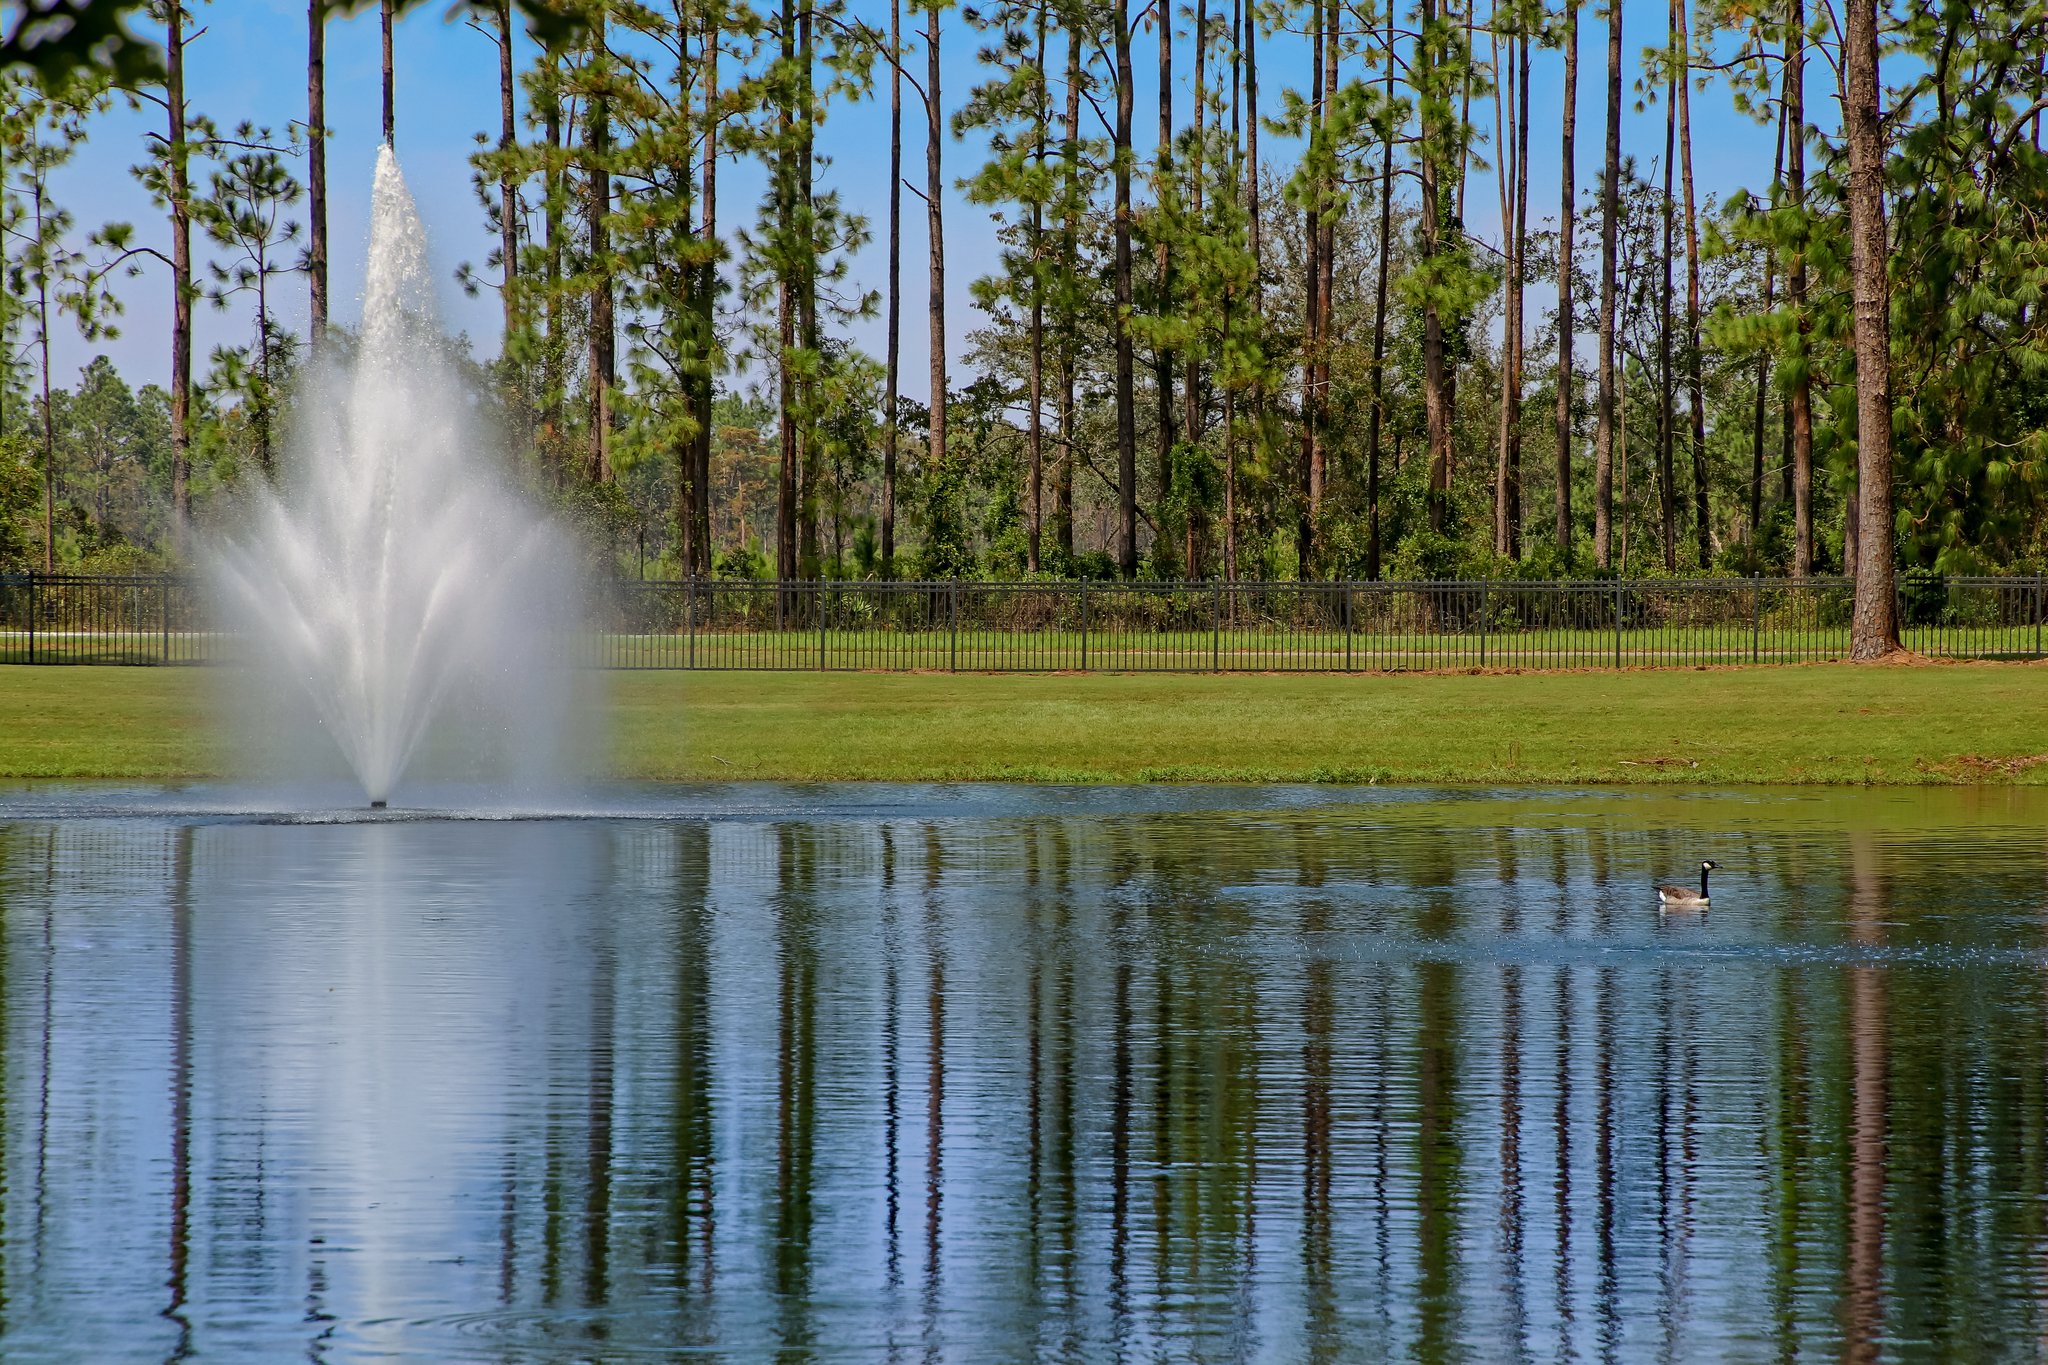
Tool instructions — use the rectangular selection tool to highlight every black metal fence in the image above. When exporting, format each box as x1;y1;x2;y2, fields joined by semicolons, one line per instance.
5;572;2046;672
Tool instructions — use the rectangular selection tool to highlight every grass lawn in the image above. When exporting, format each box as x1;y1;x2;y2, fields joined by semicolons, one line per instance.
3;659;2046;786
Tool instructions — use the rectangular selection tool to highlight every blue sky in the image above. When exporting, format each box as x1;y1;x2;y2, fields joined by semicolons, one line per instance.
40;0;1787;397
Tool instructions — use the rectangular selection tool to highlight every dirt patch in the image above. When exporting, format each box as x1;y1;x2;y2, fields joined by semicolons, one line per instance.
1916;752;2048;779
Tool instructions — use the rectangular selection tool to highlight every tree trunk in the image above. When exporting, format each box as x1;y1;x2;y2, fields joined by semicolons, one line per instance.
1366;0;1395;579
1421;0;1451;535
381;0;395;145
1184;0;1207;577
1674;0;1708;567
693;12;718;574
1027;1;1047;574
1154;0;1175;571
1298;0;1323;573
308;0;327;340
1843;0;1897;656
1554;0;1578;560
1493;18;1526;559
799;0;820;571
168;0;192;545
884;0;902;576
586;10;613;485
1313;0;1335;566
1750;97;1785;539
496;0;517;346
1114;0;1138;577
926;0;947;538
1657;54;1676;571
1786;0;1813;576
776;0;797;581
542;72;564;489
1592;0;1621;568
1059;17;1081;564
35;192;54;573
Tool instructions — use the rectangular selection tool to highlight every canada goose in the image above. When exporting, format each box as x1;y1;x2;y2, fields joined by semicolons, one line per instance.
1656;860;1718;908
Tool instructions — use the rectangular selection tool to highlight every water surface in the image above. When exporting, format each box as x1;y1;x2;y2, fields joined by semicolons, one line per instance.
1;782;2044;1361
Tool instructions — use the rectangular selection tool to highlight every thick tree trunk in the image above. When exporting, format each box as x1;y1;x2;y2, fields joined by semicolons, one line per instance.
1843;0;1897;656
1555;0;1578;561
1592;0;1620;568
1114;0;1138;577
308;0;327;340
1786;0;1813;576
884;0;901;576
168;2;192;545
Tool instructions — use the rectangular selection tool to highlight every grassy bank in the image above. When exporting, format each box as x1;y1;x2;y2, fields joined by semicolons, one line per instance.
3;660;2045;786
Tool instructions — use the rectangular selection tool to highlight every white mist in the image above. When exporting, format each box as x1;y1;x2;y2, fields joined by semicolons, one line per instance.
213;148;586;806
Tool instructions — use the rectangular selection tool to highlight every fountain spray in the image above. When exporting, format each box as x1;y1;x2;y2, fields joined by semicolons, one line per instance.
214;148;585;807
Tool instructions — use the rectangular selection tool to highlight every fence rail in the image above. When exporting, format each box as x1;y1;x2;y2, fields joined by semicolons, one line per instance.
4;572;2045;672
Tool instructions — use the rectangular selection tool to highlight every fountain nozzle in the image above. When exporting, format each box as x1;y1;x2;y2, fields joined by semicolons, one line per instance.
370;800;388;810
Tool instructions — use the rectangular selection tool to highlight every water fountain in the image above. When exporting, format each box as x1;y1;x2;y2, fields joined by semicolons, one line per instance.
213;148;585;807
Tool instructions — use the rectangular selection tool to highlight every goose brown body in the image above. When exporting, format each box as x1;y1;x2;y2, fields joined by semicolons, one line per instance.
1656;860;1718;908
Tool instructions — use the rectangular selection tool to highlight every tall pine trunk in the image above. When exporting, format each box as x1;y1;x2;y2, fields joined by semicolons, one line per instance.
1554;0;1578;560
308;0;327;340
1843;0;1896;655
1420;0;1452;535
693;11;718;574
1114;0;1138;577
1027;2;1047;574
1657;53;1676;570
496;0;517;346
1058;18;1081;564
1365;0;1395;579
1298;0;1323;572
1786;0;1813;575
884;0;902;575
1674;0;1708;567
168;1;192;544
1750;108;1785;539
926;0;947;548
381;0;395;144
1592;0;1621;567
1155;0;1175;570
586;10;614;485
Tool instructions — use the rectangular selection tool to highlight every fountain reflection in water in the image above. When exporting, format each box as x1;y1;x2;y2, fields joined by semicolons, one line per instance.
213;148;584;805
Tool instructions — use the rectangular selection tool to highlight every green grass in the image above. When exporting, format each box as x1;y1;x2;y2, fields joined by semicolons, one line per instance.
3;660;2045;785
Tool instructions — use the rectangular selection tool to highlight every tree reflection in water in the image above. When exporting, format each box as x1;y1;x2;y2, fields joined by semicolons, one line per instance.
0;786;2040;1359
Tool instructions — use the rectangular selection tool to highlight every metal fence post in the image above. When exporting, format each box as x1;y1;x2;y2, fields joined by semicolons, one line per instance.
26;571;35;665
1479;579;1490;667
1211;578;1222;673
161;577;172;664
2037;578;2044;659
1613;579;1624;669
949;580;959;673
686;577;697;670
819;582;829;670
1080;579;1089;672
1343;582;1354;672
1751;577;1762;664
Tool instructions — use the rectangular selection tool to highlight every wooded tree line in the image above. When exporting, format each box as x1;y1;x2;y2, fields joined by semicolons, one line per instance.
5;0;2045;649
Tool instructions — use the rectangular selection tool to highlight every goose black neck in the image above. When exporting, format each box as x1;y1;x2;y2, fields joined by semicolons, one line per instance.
1700;865;1711;897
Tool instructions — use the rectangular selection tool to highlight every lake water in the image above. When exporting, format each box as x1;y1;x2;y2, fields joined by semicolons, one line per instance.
0;782;2044;1362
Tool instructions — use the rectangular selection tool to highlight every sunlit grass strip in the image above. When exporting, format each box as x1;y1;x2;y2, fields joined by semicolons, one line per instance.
4;662;2045;786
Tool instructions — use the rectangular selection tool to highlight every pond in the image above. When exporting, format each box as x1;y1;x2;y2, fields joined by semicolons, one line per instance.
0;782;2043;1361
